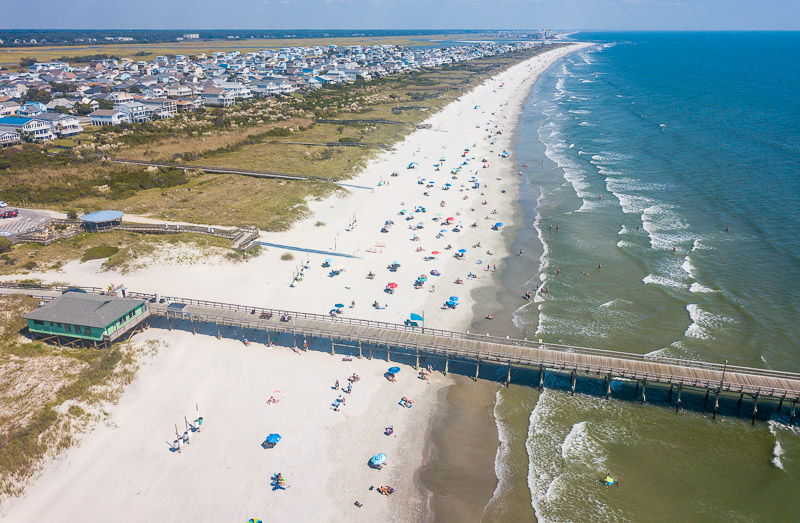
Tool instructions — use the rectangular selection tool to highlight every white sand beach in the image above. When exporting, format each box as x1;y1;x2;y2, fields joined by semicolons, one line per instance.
12;42;590;333
1;42;592;521
1;327;448;521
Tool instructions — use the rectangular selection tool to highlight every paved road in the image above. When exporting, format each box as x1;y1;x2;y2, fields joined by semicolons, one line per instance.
0;208;53;237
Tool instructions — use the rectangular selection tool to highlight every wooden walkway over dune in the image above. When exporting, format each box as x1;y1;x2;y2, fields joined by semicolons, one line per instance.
3;283;799;424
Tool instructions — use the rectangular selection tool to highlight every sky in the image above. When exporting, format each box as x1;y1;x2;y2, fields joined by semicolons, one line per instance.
1;0;799;31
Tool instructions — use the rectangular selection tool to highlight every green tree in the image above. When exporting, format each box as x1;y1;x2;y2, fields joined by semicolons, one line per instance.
19;57;38;68
75;103;94;115
98;99;115;110
26;89;51;103
0;237;11;254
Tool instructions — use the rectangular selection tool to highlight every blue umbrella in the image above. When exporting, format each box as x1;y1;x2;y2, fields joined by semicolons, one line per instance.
266;434;281;444
325;257;333;262
440;229;447;233
334;303;344;308
458;248;467;253
495;222;503;228
370;453;387;466
388;366;401;374
248;519;263;523
392;261;401;266
410;313;424;321
449;296;459;302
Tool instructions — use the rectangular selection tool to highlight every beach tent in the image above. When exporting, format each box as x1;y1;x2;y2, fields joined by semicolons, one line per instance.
370;453;387;467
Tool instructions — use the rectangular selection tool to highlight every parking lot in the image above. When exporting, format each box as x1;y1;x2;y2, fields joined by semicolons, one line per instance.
0;208;55;238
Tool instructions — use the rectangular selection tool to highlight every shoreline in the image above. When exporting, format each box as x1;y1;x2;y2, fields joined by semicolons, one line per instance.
415;42;592;523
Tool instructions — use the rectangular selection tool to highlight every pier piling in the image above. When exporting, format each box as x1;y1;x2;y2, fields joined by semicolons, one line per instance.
675;385;683;412
713;391;720;419
606;375;612;400
538;364;544;391
570;370;576;395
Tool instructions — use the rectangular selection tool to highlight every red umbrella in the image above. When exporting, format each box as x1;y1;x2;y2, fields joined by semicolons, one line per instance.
431;251;440;255
387;282;398;289
446;217;455;222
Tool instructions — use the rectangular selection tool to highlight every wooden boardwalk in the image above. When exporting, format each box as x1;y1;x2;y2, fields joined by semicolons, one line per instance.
4;283;800;423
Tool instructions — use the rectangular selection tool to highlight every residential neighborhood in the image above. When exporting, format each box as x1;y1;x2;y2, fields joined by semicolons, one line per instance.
0;39;545;146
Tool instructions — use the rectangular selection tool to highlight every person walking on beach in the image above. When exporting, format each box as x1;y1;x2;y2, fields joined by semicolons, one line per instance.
334;380;340;390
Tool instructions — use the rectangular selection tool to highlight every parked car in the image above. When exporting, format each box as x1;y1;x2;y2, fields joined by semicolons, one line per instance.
1;209;18;218
0;201;7;208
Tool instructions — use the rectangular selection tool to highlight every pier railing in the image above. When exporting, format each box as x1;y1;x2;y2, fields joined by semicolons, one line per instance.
4;282;799;387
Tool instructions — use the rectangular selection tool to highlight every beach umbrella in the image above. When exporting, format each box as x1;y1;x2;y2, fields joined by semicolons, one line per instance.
388;367;401;374
445;183;452;187
266;434;281;444
410;313;424;322
334;303;344;308
418;275;428;281
495;222;503;228
387;282;398;289
248;519;263;523
446;216;454;221
458;248;467;253
449;296;459;302
393;261;401;266
370;453;387;466
418;222;424;227
325;257;333;263
431;251;440;255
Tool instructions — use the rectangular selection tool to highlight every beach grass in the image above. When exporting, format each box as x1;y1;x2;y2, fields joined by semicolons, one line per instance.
0;231;234;276
0;294;131;496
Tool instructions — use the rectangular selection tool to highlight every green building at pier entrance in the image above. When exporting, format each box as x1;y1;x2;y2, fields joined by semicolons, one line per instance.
23;292;150;348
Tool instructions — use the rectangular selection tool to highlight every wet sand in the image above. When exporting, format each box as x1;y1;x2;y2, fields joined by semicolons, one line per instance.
418;375;500;522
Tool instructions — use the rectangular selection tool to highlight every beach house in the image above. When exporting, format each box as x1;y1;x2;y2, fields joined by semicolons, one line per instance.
89;109;131;126
34;112;84;137
23;292;150;348
0;116;55;141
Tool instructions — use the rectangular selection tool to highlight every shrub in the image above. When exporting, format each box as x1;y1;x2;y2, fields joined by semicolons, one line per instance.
0;237;11;254
280;252;294;261
82;245;119;262
23;261;37;270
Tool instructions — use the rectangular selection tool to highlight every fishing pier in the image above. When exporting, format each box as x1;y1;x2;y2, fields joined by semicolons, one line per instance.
4;284;800;425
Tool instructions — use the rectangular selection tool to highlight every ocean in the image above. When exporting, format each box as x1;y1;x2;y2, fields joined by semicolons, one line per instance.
484;32;800;521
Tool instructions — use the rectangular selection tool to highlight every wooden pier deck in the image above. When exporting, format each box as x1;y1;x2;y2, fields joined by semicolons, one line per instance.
4;283;800;423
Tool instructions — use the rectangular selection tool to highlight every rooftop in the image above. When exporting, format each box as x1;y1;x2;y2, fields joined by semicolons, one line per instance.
23;293;146;329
